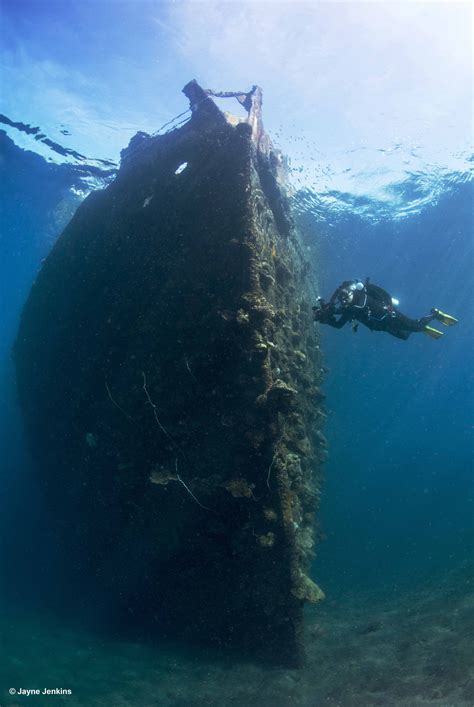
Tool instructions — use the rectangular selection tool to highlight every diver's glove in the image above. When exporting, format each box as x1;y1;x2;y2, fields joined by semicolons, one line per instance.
312;298;324;321
313;300;335;323
312;307;323;322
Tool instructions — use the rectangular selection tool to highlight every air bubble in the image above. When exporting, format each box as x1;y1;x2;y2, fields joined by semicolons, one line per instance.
175;162;188;175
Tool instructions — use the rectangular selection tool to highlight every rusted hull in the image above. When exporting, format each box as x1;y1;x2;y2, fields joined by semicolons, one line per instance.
15;82;326;665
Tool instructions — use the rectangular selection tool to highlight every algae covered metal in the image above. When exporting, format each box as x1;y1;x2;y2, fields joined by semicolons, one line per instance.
15;80;326;665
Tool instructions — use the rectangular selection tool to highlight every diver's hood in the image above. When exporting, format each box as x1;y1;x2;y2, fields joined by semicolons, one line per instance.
338;287;354;304
338;280;364;304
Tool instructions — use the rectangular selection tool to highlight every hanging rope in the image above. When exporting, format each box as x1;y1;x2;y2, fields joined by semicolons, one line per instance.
122;88;256;165
205;88;255;112
149;88;256;139
151;93;217;138
152;107;192;136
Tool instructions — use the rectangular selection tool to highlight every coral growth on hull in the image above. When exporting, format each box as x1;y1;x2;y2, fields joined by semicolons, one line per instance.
15;81;326;665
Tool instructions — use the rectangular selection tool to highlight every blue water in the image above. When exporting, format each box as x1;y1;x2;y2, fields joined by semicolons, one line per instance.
302;182;474;597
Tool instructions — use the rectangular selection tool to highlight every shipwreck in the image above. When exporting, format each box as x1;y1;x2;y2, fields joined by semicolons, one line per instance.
15;81;327;666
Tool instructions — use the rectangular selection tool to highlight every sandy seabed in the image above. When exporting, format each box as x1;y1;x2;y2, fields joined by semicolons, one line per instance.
1;563;473;707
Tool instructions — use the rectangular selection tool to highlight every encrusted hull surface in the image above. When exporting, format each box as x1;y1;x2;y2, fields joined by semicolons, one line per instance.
15;82;326;665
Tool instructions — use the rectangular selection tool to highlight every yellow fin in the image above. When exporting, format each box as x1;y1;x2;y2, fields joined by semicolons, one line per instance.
423;325;444;339
432;308;458;326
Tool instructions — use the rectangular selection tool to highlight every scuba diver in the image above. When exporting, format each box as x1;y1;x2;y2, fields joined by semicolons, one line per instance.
312;278;458;340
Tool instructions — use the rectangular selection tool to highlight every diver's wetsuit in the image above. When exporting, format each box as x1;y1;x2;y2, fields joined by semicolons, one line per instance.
318;280;434;340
